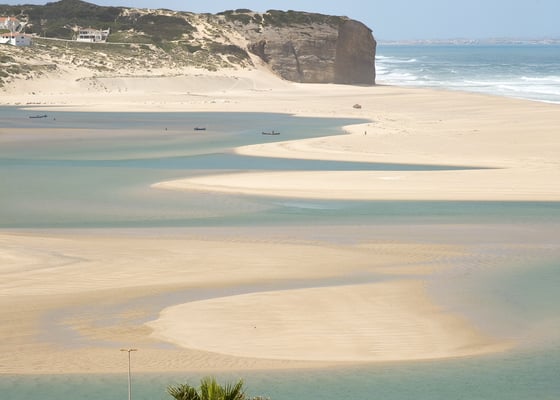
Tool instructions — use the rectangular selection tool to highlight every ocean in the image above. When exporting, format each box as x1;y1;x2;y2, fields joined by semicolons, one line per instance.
1;44;560;399
376;43;560;104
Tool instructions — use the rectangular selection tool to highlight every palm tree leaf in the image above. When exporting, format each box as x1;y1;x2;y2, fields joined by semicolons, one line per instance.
167;383;200;400
223;379;245;400
200;376;224;400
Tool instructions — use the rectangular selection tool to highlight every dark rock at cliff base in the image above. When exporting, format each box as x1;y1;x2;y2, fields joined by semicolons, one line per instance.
334;20;377;85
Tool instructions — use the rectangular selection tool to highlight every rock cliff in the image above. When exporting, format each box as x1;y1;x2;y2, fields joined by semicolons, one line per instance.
334;20;376;85
224;10;377;84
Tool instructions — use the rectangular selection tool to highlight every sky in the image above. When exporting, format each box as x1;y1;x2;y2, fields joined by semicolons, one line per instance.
3;0;560;41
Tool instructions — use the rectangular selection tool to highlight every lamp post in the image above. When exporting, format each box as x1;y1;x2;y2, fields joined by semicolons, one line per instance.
120;348;138;400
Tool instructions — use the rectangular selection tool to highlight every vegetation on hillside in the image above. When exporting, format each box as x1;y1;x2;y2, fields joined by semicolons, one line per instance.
0;50;35;87
1;0;122;39
0;0;258;86
1;0;195;42
0;33;251;86
263;10;344;28
1;0;346;41
217;8;344;28
218;10;262;26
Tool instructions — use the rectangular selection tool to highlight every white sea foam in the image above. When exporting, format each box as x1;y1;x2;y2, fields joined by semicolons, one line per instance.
376;45;560;104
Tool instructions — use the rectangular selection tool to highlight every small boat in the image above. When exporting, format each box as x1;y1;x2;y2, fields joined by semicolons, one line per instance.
194;127;206;131
262;130;280;135
29;114;48;119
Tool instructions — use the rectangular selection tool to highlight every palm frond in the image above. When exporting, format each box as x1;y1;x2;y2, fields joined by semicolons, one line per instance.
200;376;224;400
223;379;245;400
167;383;200;400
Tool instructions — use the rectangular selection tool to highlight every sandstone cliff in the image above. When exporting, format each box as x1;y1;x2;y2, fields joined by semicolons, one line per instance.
335;20;376;85
222;10;377;84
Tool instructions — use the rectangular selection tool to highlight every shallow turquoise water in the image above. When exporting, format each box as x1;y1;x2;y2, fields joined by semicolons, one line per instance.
2;348;560;400
0;107;492;229
2;108;560;399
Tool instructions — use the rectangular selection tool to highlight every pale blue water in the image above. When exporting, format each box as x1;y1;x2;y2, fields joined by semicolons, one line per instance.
0;107;492;229
2;350;560;400
2;49;560;400
377;44;560;104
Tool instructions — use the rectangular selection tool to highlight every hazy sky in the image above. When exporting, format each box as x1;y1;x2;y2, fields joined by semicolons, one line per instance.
3;0;560;40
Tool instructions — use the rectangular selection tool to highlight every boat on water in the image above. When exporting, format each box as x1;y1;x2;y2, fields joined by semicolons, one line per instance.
29;114;48;119
194;127;206;131
262;130;280;135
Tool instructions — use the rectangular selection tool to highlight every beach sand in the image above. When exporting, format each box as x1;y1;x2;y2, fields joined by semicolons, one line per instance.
0;231;508;373
2;64;556;373
146;76;560;202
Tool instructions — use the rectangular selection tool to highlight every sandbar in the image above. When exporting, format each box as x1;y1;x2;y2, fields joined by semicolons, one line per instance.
0;230;510;373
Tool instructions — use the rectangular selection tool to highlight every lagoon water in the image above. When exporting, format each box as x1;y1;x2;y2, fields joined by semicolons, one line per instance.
2;46;560;399
0;108;491;230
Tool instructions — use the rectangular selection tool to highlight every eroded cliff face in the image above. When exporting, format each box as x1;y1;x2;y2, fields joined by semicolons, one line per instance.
226;10;377;84
334;20;376;85
242;21;339;83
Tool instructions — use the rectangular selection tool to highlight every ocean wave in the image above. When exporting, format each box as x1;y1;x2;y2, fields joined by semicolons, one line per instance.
377;74;560;103
520;75;560;83
377;71;419;83
375;46;560;103
376;55;418;64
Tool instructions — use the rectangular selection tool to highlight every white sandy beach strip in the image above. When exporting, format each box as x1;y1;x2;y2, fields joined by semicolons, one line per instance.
153;167;560;201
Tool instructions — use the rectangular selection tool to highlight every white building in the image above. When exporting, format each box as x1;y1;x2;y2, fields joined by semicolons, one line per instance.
0;16;30;45
0;16;22;32
0;32;32;46
76;28;110;43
